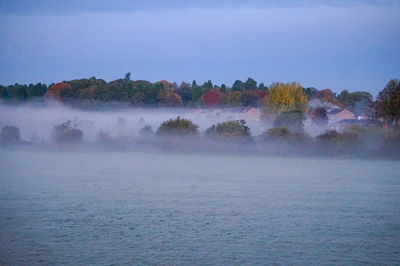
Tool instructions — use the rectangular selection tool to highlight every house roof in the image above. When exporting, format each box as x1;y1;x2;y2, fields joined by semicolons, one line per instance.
224;107;256;113
328;108;344;115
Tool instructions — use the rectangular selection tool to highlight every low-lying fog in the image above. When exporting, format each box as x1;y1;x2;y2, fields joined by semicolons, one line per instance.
1;102;399;159
0;102;268;142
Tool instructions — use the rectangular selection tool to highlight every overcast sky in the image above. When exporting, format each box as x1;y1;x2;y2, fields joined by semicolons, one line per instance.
0;0;399;95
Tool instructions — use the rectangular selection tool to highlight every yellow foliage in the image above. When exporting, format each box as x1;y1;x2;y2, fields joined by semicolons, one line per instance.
263;82;308;115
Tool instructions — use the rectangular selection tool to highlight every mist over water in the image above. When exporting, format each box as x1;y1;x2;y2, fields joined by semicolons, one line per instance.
2;101;399;159
0;102;267;142
1;99;399;265
1;102;399;264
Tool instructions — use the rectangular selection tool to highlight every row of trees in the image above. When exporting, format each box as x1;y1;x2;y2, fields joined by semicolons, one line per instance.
2;117;399;157
263;80;399;126
0;76;266;107
0;83;48;100
0;75;399;125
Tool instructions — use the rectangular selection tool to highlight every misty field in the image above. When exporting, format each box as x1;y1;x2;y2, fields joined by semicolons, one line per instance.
0;147;399;264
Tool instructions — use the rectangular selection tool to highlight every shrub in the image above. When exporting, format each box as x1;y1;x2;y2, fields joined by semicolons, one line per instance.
264;127;291;140
206;120;251;138
157;117;198;136
315;130;364;155
52;121;83;144
264;127;311;144
1;126;21;144
139;125;154;137
380;127;400;157
273;110;305;133
96;130;112;144
343;124;387;151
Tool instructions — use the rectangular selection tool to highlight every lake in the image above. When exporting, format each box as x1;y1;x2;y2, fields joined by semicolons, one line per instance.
0;148;399;265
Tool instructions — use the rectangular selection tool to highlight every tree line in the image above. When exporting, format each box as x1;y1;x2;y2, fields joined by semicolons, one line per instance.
0;74;399;125
1;116;399;158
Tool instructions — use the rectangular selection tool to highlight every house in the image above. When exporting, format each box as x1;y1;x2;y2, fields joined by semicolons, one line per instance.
327;108;355;124
238;107;262;121
226;107;262;122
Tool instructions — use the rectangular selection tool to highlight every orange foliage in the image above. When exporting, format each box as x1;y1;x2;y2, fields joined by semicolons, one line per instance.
157;90;183;107
79;86;97;99
156;80;173;90
314;89;342;107
44;82;71;102
167;93;184;107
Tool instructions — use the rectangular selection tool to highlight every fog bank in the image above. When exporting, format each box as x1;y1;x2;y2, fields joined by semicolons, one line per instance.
0;102;267;142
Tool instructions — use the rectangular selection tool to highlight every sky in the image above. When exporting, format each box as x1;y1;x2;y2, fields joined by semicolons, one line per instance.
0;0;399;95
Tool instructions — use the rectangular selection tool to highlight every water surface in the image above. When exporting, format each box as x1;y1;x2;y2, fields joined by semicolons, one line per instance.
0;148;399;264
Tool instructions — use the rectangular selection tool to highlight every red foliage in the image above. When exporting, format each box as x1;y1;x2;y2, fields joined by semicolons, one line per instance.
44;82;71;102
255;90;267;98
202;91;221;107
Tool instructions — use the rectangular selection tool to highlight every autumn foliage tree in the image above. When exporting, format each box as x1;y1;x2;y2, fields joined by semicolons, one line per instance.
202;91;221;107
165;92;184;107
255;90;267;99
44;82;72;102
157;90;183;107
263;82;308;115
226;91;242;107
314;89;342;107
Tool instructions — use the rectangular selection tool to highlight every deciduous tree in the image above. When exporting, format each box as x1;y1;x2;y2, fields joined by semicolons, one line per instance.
314;89;342;107
226;91;242;107
45;82;71;102
376;79;400;125
202;91;221;107
241;91;259;107
263;82;308;114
